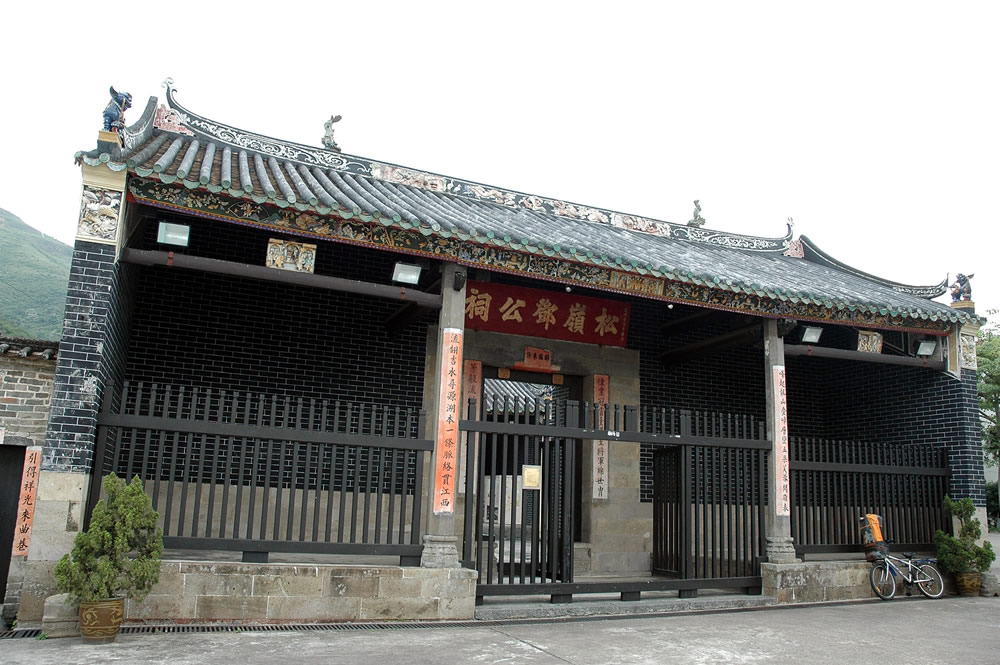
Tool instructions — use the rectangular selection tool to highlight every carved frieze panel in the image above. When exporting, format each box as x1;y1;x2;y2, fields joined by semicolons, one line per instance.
857;331;884;354
961;333;977;370
76;185;122;245
266;238;316;273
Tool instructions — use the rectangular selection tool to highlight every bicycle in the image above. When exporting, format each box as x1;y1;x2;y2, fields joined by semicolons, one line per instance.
869;551;944;600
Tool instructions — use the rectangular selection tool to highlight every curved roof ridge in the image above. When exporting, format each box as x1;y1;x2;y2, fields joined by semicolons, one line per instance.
159;80;791;253
798;235;948;299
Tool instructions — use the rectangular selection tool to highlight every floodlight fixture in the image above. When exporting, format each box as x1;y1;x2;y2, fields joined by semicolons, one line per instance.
156;222;190;247
392;262;422;285
801;326;823;344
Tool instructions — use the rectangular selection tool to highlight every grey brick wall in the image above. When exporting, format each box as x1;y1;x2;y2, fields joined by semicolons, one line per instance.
0;354;57;446
44;242;120;473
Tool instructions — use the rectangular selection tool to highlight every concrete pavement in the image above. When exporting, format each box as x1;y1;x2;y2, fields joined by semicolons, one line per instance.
3;596;998;665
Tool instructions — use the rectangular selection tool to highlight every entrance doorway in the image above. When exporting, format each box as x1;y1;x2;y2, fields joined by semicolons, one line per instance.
481;368;583;542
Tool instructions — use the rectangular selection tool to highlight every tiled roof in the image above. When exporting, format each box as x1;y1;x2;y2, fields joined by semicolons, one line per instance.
74;82;978;331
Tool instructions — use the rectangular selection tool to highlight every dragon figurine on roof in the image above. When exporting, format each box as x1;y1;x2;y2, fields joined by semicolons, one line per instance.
103;86;132;132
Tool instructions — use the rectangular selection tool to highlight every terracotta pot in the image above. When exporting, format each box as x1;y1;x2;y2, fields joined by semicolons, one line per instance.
954;571;981;596
79;598;124;643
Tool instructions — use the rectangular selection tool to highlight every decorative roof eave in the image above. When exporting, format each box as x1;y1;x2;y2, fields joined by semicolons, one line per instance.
125;176;966;334
798;235;949;299
158;80;791;252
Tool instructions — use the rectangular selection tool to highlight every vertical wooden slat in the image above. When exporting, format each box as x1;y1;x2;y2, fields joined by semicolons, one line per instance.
313;400;325;543
338;404;352;542
362;403;376;544
373;406;388;545
124;382;143;478
205;390;224;538
323;401;336;543
152;384;170;515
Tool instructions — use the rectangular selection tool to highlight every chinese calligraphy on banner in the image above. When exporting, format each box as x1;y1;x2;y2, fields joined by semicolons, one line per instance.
772;366;790;516
12;446;42;557
459;359;483;494
464;280;630;347
434;329;464;514
593;375;610;500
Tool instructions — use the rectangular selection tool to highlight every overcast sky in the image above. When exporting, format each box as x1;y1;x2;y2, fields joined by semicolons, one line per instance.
2;2;997;325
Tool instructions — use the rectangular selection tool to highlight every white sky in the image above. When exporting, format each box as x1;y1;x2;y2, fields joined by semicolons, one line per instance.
2;1;997;325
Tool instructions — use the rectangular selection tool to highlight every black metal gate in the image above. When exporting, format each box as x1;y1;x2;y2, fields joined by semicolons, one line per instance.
460;396;576;589
650;410;768;593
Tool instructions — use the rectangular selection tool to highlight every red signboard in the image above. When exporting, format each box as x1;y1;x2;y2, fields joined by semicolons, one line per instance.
12;446;42;557
464;281;630;347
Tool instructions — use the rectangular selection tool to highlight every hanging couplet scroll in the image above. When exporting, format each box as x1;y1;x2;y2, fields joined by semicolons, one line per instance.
772;365;791;516
592;374;610;500
434;328;464;514
12;446;42;557
459;359;483;494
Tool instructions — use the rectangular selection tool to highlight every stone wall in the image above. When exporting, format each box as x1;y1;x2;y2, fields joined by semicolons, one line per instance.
125;561;476;622
0;346;57;446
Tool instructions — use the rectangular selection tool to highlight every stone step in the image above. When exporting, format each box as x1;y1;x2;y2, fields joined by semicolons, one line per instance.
474;590;777;621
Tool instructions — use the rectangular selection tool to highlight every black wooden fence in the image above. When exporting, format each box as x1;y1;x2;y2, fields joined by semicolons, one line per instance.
88;381;431;562
651;410;768;585
790;437;949;556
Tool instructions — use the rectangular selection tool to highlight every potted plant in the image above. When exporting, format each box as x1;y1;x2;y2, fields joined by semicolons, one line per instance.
54;473;163;642
933;495;995;595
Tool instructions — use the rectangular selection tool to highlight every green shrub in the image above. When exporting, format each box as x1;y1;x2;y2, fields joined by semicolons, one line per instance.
933;495;996;574
54;474;163;603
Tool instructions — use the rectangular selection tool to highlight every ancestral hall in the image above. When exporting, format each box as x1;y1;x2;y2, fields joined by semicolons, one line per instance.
6;81;986;623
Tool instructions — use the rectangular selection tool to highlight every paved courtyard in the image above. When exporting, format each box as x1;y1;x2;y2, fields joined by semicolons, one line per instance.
4;595;998;665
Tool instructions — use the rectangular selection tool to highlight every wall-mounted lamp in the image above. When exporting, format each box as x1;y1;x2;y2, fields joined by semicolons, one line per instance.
916;339;938;357
157;222;190;247
392;262;422;285
453;270;467;291
801;326;823;344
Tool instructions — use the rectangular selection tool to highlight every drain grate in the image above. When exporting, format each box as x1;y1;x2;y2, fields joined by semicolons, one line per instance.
0;598;790;638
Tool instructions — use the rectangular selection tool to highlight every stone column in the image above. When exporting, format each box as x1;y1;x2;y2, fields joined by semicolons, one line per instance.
421;262;467;568
763;319;797;563
16;162;128;621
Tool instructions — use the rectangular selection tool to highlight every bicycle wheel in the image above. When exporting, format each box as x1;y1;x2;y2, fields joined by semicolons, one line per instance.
870;561;896;600
915;564;944;599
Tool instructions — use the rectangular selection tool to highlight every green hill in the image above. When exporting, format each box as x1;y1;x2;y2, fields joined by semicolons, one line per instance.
0;208;73;340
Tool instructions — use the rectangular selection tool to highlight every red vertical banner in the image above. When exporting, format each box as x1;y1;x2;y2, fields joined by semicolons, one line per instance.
459;360;483;494
12;446;42;557
772;365;790;516
592;375;610;500
434;328;464;514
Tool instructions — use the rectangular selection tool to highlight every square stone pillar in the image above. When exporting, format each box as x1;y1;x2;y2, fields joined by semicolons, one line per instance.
421;263;467;568
763;319;797;563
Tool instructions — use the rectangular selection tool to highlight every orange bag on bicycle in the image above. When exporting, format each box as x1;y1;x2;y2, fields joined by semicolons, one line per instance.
861;513;888;561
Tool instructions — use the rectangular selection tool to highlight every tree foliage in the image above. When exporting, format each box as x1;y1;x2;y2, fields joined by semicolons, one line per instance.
978;322;1000;466
54;474;163;603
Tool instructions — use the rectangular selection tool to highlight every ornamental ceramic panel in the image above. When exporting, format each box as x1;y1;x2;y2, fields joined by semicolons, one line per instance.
76;186;122;245
961;333;977;369
266;239;316;273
